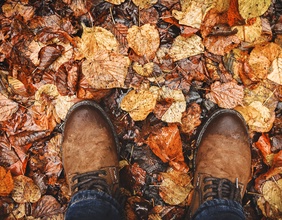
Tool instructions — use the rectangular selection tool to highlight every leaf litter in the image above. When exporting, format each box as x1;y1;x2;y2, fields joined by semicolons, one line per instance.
0;0;282;219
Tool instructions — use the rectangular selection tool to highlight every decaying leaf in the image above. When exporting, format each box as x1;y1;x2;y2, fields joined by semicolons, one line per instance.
76;24;119;59
127;24;160;59
82;51;130;89
0;166;14;196
262;179;282;213
12;175;41;203
0;94;19;121
169;35;204;61
133;62;154;77
132;0;158;9
159;168;192;205
120;88;157;121
147;124;189;172
238;0;271;19
206;81;244;109
267;57;282;85
172;0;213;29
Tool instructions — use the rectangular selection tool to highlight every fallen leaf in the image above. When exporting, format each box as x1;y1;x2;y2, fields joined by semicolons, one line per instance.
133;62;154;77
172;0;213;29
159;168;192;205
105;0;126;5
169;35;204;61
262;179;282;213
206;81;244;109
0;94;19;121
120;88;157;121
12;175;41;203
54;95;77;120
7;76;28;96
127;24;160;59
12;203;25;219
2;2;35;22
34;84;59;106
0;166;14;196
180;103;201;135
132;0;158;9
255;133;274;166
146;124;189;172
238;0;271;19
33;195;63;218
267;57;282;85
227;0;245;26
82;50;130;89
38;44;65;70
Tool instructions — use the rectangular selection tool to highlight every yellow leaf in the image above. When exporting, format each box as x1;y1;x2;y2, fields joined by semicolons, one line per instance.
54;95;77;120
169;35;204;61
267;57;282;85
0;166;14;196
133;62;154;77
105;0;126;4
262;179;282;212
132;0;158;9
127;24;160;59
238;0;271;19
159;169;192;205
120;89;157;121
12;175;41;203
82;51;130;89
34;84;59;106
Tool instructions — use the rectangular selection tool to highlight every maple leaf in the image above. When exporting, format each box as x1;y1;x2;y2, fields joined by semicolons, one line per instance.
146;124;189;172
127;24;160;59
206;81;244;109
159;168;192;205
0;166;14;196
0;94;19;122
169;35;204;61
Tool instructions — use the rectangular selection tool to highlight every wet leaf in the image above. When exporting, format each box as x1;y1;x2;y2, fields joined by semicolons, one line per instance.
33;195;62;218
84;56;129;89
34;84;60;106
0;166;14;196
206;81;244;109
159;168;192;205
7;76;28;96
169;35;204;61
262;179;282;213
238;0;271;19
147;124;189;172
127;24;160;59
12;175;41;203
38;44;65;70
120;88;157;121
0;94;19;121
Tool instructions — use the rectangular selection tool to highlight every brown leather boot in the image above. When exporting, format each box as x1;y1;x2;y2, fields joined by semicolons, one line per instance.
62;100;119;196
188;109;251;218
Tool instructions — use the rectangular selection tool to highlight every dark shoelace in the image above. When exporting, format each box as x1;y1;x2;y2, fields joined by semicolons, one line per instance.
203;177;241;203
71;170;111;195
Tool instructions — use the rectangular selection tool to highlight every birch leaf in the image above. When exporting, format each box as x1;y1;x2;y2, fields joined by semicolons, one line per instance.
169;35;204;61
238;0;271;19
120;89;157;121
0;94;19;121
127;24;160;59
206;81;244;109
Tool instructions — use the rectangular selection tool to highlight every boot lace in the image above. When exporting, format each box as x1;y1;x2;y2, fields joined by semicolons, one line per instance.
203;177;241;203
72;170;111;195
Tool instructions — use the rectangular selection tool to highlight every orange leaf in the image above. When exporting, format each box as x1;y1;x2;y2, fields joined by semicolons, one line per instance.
147;124;188;172
227;0;245;26
255;133;273;165
0;166;14;196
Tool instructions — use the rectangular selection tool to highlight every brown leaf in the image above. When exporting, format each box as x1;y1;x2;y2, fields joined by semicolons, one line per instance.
12;175;41;203
0;94;19;122
9;131;50;147
227;0;245;26
33;195;63;218
255;133;274;166
0;166;14;196
146;124;188;172
38;44;65;70
206;81;244;109
261;179;282;213
180;103;201;135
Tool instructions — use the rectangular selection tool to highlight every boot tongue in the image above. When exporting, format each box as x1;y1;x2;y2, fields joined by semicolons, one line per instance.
203;176;242;203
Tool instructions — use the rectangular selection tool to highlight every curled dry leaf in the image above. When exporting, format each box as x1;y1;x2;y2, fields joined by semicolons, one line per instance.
238;0;271;19
76;24;119;59
133;62;154;77
127;24;160;59
0;94;19;121
120;88;157;121
235;101;275;132
82;51;130;89
169;35;204;61
12;175;41;203
172;0;212;29
0;166;14;196
262;179;282;213
132;0;158;9
206;81;244;109
146;124;189;172
159;169;192;205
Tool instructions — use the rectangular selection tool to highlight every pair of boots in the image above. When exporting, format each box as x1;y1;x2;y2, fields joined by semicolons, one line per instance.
62;101;251;218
